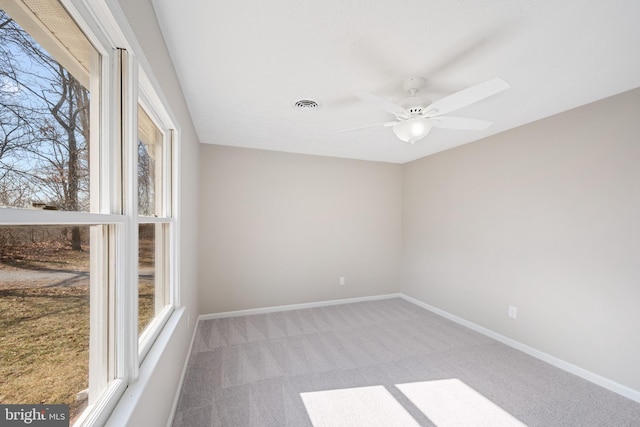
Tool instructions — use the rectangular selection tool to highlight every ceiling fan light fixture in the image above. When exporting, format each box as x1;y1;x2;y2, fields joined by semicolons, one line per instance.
393;117;432;144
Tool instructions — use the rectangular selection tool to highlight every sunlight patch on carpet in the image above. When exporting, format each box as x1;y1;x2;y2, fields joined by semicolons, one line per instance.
396;378;526;426
300;385;420;427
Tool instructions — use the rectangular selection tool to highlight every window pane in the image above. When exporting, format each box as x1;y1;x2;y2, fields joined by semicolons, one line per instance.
138;222;170;339
0;225;90;422
138;223;155;333
137;106;163;216
0;7;97;212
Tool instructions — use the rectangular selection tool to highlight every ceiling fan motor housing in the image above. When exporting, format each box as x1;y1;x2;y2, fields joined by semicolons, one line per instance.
398;97;431;116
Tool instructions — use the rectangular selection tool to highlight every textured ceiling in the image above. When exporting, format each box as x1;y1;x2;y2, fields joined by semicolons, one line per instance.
152;0;640;163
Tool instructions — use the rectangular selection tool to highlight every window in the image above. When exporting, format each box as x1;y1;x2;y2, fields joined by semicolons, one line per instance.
0;3;92;213
0;225;92;420
0;0;178;425
0;2;101;422
136;100;174;356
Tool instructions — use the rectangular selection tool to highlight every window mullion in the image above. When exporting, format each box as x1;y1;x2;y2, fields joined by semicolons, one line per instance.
116;47;140;383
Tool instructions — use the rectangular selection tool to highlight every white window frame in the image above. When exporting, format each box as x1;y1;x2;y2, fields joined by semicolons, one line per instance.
0;0;181;425
135;72;177;362
0;1;127;423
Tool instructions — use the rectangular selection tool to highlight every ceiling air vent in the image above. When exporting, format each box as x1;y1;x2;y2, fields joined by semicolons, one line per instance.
293;99;319;109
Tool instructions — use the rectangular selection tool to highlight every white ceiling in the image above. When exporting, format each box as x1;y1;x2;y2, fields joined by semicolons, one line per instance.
151;0;640;164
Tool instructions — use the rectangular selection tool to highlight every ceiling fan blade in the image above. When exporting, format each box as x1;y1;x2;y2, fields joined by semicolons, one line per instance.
422;77;509;117
355;91;411;119
334;121;397;134
429;116;493;130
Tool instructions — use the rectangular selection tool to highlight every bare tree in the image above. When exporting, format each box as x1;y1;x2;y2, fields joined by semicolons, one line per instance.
138;140;155;216
0;10;90;250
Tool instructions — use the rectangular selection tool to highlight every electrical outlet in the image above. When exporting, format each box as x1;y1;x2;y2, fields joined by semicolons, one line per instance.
508;305;518;319
339;277;346;285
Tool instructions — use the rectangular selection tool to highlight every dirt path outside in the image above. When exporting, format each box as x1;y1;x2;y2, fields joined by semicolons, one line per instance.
0;268;89;289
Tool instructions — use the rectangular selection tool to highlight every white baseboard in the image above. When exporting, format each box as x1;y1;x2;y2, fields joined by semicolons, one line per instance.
400;293;640;404
198;293;403;321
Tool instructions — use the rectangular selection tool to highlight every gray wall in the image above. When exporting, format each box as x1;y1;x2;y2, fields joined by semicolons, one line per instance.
402;88;640;392
198;145;403;313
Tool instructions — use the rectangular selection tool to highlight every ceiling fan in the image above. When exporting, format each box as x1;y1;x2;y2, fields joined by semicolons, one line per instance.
339;77;510;144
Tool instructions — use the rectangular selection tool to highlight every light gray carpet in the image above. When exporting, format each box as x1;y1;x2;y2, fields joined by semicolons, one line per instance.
172;298;640;426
